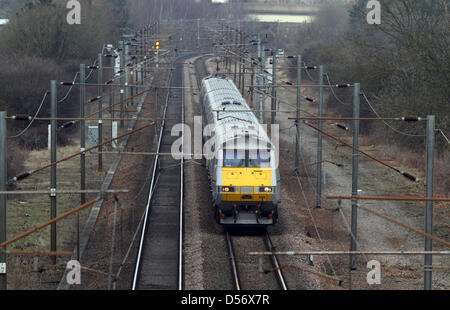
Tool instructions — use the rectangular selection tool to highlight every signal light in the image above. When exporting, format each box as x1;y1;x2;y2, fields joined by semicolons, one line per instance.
155;41;160;50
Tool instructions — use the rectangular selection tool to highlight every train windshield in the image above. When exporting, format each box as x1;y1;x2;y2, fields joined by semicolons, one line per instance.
222;149;270;168
223;149;246;167
248;150;271;168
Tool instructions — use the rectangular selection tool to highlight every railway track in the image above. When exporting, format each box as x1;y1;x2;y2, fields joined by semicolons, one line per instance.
226;230;288;290
193;56;288;290
132;56;186;290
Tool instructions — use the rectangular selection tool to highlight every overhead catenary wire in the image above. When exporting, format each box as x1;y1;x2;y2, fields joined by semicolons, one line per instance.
2;22;168;281
294;168;340;281
7;91;49;139
354;204;450;248
10;122;153;183
437;129;450;145
0;199;97;249
325;73;351;106
58;58;99;103
6;54;146;138
295;141;369;264
57;72;79;104
304;121;421;183
361;91;426;138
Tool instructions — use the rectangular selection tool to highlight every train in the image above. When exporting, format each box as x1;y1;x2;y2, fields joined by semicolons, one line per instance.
200;74;280;226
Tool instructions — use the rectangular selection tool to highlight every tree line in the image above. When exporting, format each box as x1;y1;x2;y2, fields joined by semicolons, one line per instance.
286;0;449;154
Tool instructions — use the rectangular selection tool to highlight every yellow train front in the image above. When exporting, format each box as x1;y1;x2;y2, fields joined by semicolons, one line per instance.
216;157;280;226
200;74;280;227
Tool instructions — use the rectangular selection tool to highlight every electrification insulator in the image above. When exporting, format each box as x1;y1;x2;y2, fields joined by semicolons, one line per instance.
89;96;101;103
105;80;113;85
305;66;316;70
401;171;420;182
402;116;420;122
304;97;315;102
336;84;351;88
13;171;31;182
336;123;349;131
287;56;295;58
285;81;293;85
60;82;74;86
12;115;32;121
88;66;99;69
61;121;76;129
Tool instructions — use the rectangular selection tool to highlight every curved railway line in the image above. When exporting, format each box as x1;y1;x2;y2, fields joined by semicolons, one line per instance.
131;54;290;291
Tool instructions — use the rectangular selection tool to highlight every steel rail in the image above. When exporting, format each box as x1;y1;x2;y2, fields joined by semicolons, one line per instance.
327;195;450;202
249;251;450;256
264;232;288;290
131;65;174;290
178;59;185;291
225;231;241;290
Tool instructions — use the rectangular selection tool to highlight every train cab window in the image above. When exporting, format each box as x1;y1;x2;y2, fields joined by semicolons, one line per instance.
223;149;245;167
248;150;271;168
233;101;242;105
221;101;231;106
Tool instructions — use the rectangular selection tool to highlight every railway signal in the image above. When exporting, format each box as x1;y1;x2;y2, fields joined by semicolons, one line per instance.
155;41;160;50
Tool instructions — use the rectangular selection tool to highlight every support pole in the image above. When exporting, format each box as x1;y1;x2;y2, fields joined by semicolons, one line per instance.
234;28;238;83
250;63;255;109
107;199;118;290
270;50;277;125
197;18;200;49
79;64;86;261
50;80;57;264
350;82;360;270
110;52;115;127
241;32;245;95
120;89;125;129
424;115;435;290
119;41;125;130
80;65;86;206
0;111;7;289
295;55;302;170
238;28;242;92
257;36;264;124
97;53;103;172
315;65;324;209
130;69;135;106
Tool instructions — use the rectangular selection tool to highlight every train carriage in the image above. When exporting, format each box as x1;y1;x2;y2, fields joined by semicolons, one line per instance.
200;74;280;226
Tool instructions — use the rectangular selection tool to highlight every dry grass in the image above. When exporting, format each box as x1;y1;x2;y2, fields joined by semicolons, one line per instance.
364;130;450;197
5;97;120;289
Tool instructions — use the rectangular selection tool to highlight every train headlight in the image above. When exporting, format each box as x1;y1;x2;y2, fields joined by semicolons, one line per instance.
221;186;235;193
259;186;273;193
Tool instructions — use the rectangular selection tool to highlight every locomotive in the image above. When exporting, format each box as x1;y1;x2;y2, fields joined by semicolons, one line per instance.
200;74;280;226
